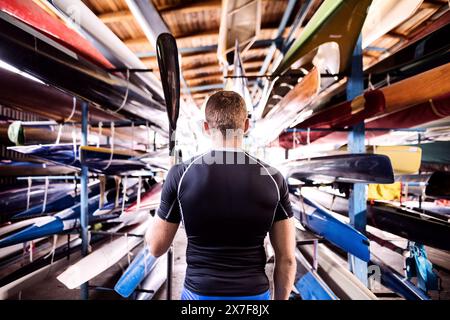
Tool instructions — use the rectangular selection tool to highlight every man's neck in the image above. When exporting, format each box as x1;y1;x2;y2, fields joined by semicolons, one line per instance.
211;137;243;151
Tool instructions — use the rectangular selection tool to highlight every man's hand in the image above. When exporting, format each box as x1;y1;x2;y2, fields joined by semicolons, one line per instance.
145;215;180;257
269;217;296;300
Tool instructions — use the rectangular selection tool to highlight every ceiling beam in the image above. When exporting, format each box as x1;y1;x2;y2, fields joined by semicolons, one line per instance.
160;0;221;14
99;10;135;24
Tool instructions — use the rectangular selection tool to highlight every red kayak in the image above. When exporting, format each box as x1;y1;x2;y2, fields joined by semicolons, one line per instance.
0;0;113;69
278;92;450;149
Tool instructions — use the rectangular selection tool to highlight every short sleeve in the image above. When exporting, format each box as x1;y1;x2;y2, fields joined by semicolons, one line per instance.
273;174;294;222
156;164;184;223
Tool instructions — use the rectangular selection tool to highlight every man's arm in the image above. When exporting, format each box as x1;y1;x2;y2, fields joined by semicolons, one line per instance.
269;217;296;300
145;217;179;257
146;165;183;257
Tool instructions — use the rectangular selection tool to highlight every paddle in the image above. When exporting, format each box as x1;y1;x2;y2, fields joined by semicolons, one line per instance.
157;33;181;162
113;33;181;299
157;32;181;301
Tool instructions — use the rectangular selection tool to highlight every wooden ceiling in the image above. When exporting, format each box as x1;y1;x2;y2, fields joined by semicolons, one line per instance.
81;0;449;107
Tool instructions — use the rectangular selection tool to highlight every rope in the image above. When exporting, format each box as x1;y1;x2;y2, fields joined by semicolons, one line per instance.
137;176;142;211
71;124;77;165
41;177;49;214
114;176;121;208
97;122;103;148
121;176;128;215
131;121;135;150
368;73;375;90
113;69;130;113
307;128;311;162
26;177;32;211
55;124;63;144
65;97;77;122
103;122;115;170
125;232;131;265
429;98;446;118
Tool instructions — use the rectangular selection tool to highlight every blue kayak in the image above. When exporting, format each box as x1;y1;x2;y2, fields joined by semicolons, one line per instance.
291;188;370;262
0;194;102;248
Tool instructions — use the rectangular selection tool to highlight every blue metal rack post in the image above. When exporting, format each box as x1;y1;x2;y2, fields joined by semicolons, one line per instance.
80;100;90;299
347;35;368;286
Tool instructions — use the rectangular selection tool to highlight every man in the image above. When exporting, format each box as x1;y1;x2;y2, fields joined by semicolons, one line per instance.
146;91;296;300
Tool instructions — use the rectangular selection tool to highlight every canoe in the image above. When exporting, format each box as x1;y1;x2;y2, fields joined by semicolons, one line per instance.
56;220;150;289
0;193;104;248
114;247;158;298
302;189;450;251
124;183;163;214
136;253;167;300
251;68;320;145
217;0;261;65
398;171;450;200
0;236;82;299
0;0;113;68
0;161;76;177
272;0;372;77
0;183;77;222
0;14;167;132
13;181;100;220
0;68;123;124
79;146;150;175
296;237;377;300
294;248;338;300
286;21;450;130
285;154;394;184
49;0;164;99
291;191;370;262
362;0;423;49
224;42;253;113
280;86;450;149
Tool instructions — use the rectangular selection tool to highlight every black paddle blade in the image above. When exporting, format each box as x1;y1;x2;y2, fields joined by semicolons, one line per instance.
156;33;180;133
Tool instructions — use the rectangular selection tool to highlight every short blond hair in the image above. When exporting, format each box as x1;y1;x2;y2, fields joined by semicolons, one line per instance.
205;91;247;135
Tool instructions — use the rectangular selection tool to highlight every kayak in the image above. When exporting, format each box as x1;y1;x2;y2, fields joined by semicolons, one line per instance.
224;42;253;113
280;82;450;149
251;67;320;145
291;190;370;262
272;0;372;77
57;220;150;290
361;0;423;49
0;183;77;222
0;193;105;248
49;0;165;99
0;68;123;124
13;181;100;220
294;248;338;300
302;188;450;251
296;235;378;300
0;13;168;132
0;0;113;68
217;0;261;65
285;153;394;184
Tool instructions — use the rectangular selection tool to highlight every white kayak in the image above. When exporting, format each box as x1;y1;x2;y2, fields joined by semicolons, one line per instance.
362;0;423;48
57;219;151;289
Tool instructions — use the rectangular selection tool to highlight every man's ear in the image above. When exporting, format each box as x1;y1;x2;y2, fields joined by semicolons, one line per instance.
244;118;250;134
203;121;210;135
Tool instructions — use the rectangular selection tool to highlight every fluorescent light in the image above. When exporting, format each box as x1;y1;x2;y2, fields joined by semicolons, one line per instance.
0;60;45;84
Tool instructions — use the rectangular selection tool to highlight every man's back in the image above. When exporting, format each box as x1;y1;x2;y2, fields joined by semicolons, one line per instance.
157;149;293;296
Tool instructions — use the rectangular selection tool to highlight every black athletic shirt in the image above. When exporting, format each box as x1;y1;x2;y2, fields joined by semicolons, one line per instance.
156;149;293;296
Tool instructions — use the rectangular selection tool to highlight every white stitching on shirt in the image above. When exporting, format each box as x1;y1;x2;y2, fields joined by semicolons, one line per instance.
244;151;280;227
176;152;209;224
